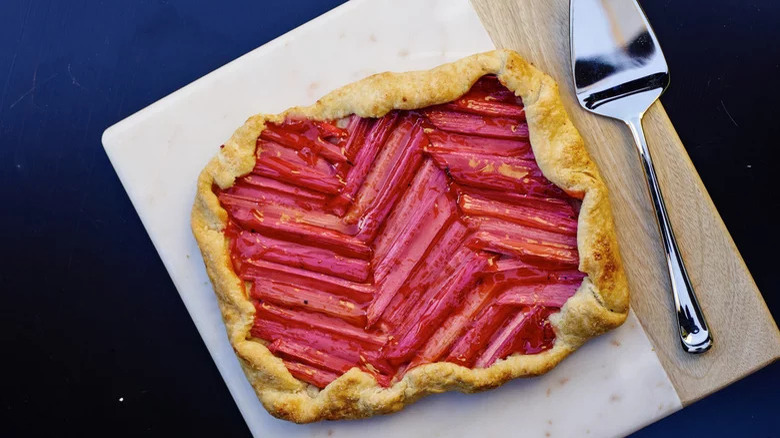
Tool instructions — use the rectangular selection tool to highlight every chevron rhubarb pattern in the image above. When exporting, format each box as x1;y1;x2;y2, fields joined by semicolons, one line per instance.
216;75;584;389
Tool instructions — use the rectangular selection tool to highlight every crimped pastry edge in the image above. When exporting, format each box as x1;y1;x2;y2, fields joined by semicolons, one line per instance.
190;49;629;423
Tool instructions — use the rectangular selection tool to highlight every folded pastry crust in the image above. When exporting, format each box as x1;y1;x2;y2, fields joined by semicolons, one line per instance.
191;49;629;422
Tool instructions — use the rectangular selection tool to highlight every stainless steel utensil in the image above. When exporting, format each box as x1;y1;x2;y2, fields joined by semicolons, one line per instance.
570;0;712;353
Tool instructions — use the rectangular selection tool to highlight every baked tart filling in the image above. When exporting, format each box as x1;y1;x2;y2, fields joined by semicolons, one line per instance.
216;75;585;389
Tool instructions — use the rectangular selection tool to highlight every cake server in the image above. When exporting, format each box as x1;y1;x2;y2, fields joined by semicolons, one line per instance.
569;0;713;353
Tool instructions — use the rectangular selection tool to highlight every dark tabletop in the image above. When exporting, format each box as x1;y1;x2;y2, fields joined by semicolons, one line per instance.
1;1;777;436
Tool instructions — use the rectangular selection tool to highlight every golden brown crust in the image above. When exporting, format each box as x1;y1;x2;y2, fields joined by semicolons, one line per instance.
191;49;629;422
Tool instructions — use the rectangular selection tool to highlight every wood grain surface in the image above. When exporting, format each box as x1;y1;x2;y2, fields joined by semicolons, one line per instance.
470;0;779;405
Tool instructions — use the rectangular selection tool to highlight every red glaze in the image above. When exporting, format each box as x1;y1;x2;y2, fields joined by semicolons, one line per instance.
239;258;374;302
231;225;370;281
368;161;454;326
216;75;584;389
346;115;428;242
428;150;565;197
253;140;344;194
425;129;534;160
423;109;529;139
467;216;579;266
260;119;348;164
458;193;578;236
251;280;367;326
380;219;471;331
283;360;341;389
410;280;498;367
330;112;399;215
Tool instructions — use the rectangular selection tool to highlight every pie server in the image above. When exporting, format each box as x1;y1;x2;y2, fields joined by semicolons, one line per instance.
569;0;713;353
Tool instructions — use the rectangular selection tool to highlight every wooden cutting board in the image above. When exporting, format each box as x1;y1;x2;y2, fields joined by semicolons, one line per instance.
470;0;779;405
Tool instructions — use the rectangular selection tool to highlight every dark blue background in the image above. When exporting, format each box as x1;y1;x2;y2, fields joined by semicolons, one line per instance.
1;1;777;436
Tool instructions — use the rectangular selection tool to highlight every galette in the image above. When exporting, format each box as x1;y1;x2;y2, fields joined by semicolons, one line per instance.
191;49;628;423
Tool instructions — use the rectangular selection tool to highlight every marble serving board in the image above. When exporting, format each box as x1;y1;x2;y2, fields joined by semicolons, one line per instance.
102;0;681;436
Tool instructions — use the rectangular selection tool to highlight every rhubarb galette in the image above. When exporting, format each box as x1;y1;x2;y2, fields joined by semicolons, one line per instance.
191;49;628;422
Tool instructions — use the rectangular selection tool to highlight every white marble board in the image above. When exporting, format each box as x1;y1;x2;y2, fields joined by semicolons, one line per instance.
102;0;681;436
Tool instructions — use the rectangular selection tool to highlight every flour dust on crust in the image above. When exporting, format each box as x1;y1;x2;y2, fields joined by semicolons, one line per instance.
191;49;629;422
